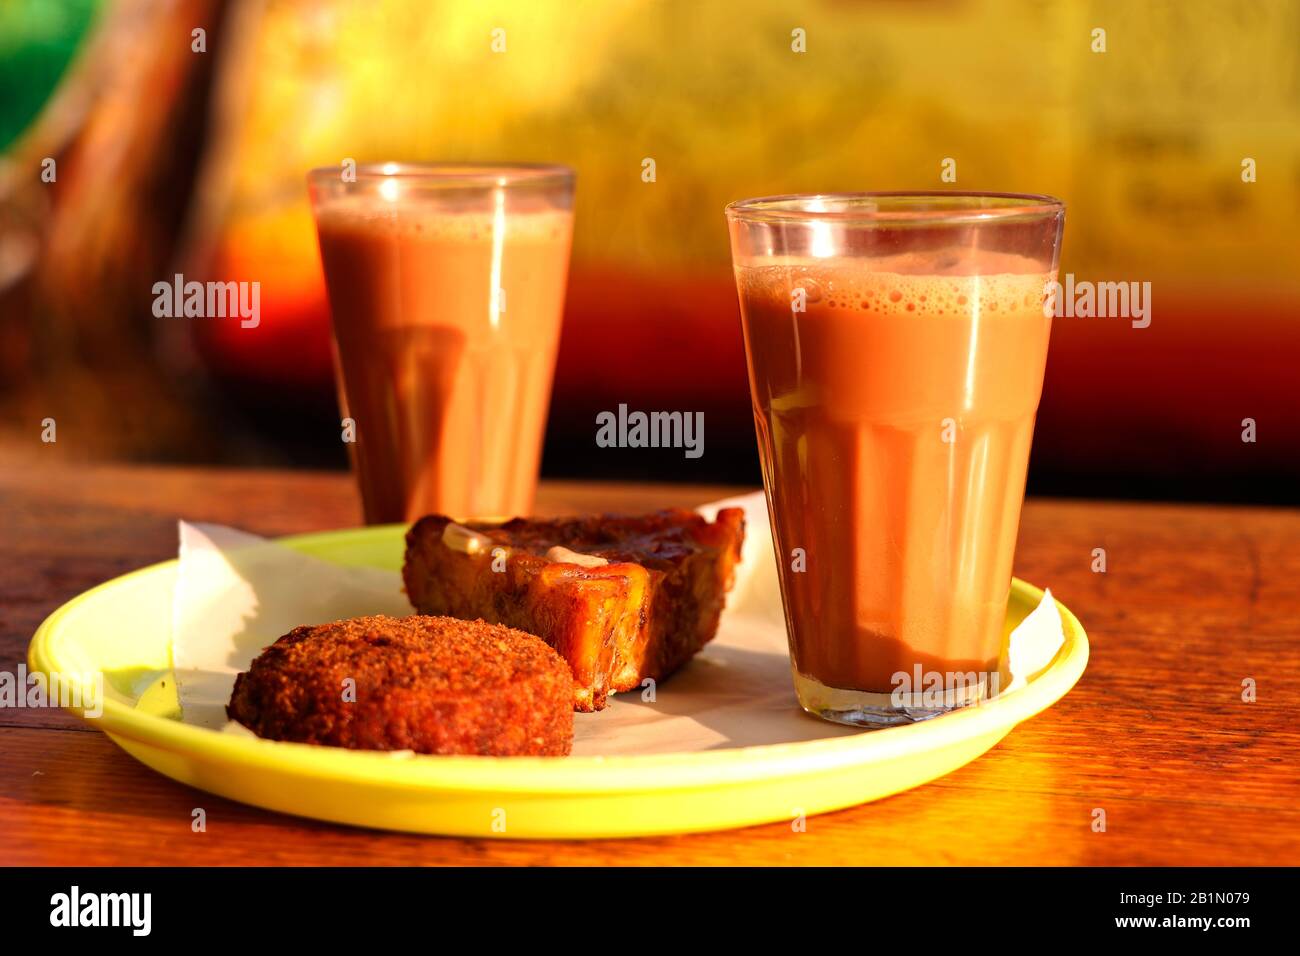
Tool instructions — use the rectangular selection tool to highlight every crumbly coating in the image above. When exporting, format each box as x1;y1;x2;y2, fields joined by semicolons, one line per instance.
227;614;573;756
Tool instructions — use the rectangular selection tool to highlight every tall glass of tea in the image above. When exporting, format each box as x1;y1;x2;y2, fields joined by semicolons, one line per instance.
727;192;1064;726
309;163;574;524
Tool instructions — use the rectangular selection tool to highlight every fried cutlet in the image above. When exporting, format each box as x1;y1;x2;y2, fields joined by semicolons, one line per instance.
403;508;745;711
226;614;573;755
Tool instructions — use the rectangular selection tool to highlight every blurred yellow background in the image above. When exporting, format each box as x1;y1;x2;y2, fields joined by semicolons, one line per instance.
220;0;1297;276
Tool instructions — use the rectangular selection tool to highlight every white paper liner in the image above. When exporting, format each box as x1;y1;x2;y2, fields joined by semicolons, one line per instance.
172;492;1065;754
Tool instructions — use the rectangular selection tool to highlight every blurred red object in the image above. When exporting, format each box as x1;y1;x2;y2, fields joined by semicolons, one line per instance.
192;204;334;389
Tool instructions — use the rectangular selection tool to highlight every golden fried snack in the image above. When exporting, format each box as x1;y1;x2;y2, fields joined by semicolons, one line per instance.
403;509;745;711
228;614;574;755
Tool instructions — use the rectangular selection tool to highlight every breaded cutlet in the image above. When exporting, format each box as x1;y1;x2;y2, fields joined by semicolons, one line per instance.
227;614;574;756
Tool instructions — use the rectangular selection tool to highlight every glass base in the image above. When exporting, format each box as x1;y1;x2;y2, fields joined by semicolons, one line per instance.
793;671;987;728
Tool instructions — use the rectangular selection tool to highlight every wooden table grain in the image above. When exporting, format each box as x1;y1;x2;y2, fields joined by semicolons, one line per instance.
2;463;1297;866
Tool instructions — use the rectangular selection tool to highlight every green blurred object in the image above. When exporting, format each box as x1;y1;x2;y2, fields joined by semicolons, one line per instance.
0;0;100;151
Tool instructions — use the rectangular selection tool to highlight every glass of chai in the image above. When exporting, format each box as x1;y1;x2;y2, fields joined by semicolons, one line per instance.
308;163;575;524
726;192;1065;726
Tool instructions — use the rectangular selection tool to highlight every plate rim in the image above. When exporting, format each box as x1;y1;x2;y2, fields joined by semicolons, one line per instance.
28;525;1089;794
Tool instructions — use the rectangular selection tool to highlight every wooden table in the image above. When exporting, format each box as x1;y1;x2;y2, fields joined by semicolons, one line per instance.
2;463;1297;865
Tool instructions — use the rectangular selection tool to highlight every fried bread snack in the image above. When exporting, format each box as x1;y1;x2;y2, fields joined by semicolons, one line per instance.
403;509;745;711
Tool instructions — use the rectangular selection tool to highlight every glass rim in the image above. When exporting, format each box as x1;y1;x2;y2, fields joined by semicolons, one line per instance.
724;190;1065;225
306;161;574;190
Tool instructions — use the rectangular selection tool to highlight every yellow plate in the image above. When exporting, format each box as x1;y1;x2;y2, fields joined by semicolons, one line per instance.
28;525;1088;839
